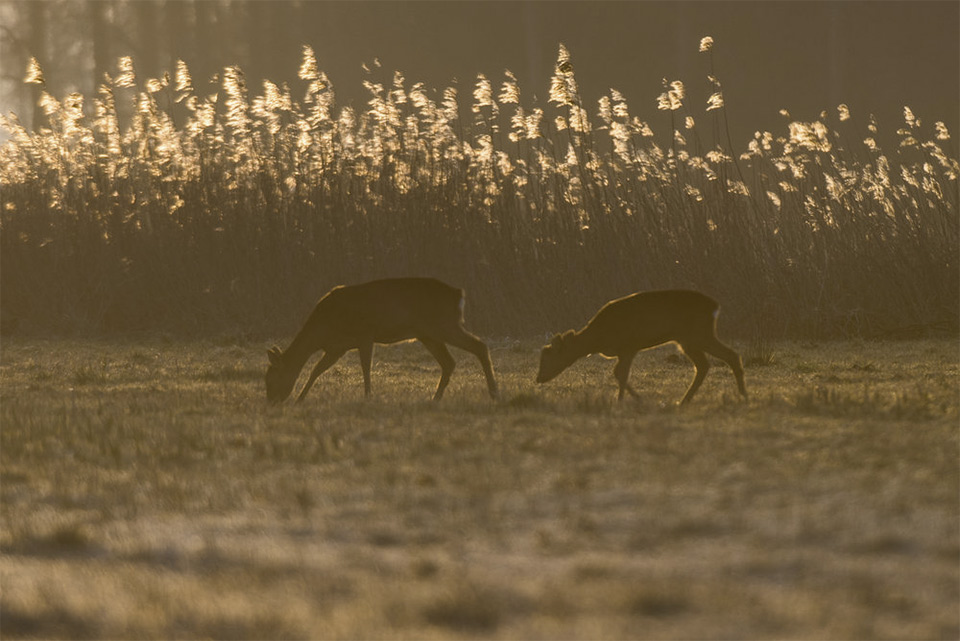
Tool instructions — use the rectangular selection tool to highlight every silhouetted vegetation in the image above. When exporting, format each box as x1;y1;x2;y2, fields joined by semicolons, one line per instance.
1;44;957;338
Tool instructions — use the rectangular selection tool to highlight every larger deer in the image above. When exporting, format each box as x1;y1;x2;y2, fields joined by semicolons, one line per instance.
537;290;747;404
266;278;499;403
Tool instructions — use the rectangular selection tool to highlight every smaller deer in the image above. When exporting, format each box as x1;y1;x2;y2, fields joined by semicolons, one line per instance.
537;290;747;404
266;278;499;403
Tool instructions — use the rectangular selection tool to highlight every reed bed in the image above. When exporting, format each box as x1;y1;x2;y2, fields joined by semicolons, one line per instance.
1;43;957;339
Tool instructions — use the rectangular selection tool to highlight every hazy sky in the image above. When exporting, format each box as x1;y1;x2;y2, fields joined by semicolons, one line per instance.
300;1;959;147
3;1;958;150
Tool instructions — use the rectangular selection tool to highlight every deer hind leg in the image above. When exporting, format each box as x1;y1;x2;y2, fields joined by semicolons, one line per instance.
296;349;347;402
705;339;747;400
443;329;499;399
678;345;711;404
612;352;640;401
419;338;456;401
358;342;374;396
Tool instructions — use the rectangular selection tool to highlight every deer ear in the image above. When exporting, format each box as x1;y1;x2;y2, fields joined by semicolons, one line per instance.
267;347;283;365
549;333;564;348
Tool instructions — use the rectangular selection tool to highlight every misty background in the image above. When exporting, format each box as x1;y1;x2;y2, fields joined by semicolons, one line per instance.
2;1;958;150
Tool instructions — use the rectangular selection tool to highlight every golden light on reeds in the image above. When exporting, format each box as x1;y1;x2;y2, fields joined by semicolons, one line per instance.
0;42;956;338
23;56;44;84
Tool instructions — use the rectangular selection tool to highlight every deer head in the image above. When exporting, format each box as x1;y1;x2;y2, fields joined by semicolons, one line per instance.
536;330;579;383
265;346;299;404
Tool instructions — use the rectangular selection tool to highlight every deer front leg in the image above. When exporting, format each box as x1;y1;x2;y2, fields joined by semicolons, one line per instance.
706;340;748;400
445;329;500;400
679;347;710;405
296;349;347;402
419;338;456;401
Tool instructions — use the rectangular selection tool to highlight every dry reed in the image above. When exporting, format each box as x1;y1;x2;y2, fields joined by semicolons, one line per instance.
1;43;956;339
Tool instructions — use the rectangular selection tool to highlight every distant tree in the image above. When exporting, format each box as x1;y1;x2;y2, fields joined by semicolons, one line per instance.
27;0;47;128
164;0;193;77
193;0;221;87
134;0;160;79
90;1;110;90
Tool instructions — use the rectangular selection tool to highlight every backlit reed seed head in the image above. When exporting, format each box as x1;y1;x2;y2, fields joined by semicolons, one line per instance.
62;93;84;137
175;60;193;93
549;44;578;106
116;56;136;88
194;101;215;131
706;92;724;111
699;36;714;53
499;71;520;104
525;108;543;140
39;92;59;117
898;130;918;148
900;165;920;188
903;106;918;128
472;74;496;113
299;46;319;81
610;122;630;160
837;104;850;122
223;66;252;136
706;149;731;164
824;173;843;201
549;75;572;107
568;104;590;133
252;81;288;134
745;132;773;158
657;79;684;111
391;71;407;105
609;90;629;119
508;107;525;143
555;43;573;73
685;116;695;129
934;121;950;141
598;96;612;123
408;83;429;111
688;157;717;181
634;119;654;137
441;88;459;122
24;57;45;84
787;121;831;153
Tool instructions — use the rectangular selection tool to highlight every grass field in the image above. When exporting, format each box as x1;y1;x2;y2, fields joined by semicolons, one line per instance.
1;336;957;639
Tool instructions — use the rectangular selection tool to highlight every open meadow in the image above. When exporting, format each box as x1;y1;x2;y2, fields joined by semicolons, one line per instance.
1;336;957;639
1;26;958;639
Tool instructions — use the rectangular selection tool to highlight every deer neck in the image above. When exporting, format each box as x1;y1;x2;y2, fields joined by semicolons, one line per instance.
282;327;321;374
569;327;602;358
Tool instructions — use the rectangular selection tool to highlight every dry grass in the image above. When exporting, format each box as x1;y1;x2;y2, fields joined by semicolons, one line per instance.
1;337;957;639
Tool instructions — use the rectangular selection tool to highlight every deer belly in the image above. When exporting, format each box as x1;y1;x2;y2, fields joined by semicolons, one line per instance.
371;328;419;344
